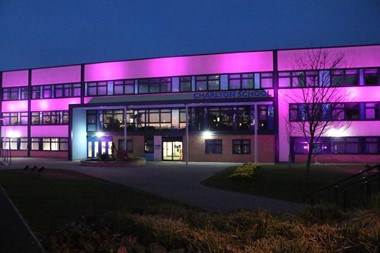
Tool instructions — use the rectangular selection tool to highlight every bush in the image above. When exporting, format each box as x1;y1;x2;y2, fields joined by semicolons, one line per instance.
229;162;258;180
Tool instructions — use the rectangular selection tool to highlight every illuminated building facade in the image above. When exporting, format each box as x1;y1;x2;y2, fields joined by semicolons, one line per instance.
1;45;380;163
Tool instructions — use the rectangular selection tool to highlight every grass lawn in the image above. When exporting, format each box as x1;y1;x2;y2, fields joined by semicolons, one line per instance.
0;167;379;252
201;163;370;204
0;169;184;236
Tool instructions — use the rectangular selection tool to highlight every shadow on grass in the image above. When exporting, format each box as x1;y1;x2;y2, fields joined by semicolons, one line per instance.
201;164;365;203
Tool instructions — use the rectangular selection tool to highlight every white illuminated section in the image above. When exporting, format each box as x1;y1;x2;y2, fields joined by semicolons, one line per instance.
203;130;213;138
95;132;104;138
7;130;20;138
327;128;347;137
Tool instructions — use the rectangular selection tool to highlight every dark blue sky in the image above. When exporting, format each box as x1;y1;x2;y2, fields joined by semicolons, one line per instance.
1;0;380;71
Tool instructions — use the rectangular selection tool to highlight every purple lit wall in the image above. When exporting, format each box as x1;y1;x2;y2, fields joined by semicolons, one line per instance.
85;51;273;81
2;70;29;87
30;98;81;111
278;45;380;71
31;126;68;137
32;65;81;85
1;126;28;138
1;101;28;112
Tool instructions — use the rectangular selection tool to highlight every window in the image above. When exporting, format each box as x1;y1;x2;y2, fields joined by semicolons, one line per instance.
31;111;69;125
331;69;359;86
345;103;360;120
1;137;28;150
232;139;251;154
86;81;108;96
365;103;380;120
2;87;19;100
138;77;172;94
32;86;41;99
118;139;133;152
260;73;273;88
228;73;254;90
279;71;318;87
87;110;98;131
101;110;124;131
1;112;29;125
205;139;222;154
332;137;361;154
179;76;192;92
31;137;68;151
364;68;380;86
365;137;379;154
113;79;134;95
195;75;220;91
144;136;154;153
55;83;81;97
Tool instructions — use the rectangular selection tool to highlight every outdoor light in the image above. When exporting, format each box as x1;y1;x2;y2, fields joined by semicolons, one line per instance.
203;130;213;138
95;131;104;138
7;130;20;138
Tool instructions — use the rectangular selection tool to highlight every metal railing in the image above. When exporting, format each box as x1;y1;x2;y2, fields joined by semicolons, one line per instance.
303;164;380;208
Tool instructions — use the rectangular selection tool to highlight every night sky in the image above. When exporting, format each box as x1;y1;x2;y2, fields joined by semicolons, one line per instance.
1;0;379;71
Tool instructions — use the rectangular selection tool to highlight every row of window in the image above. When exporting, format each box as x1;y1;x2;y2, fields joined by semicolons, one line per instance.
279;68;380;88
205;139;251;154
87;105;275;133
2;83;81;100
143;137;251;155
1;111;69;125
3;67;380;100
2;137;68;151
290;102;380;121
292;136;380;154
86;73;273;96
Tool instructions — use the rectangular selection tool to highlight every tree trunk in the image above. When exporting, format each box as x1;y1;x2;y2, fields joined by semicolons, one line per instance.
305;150;313;185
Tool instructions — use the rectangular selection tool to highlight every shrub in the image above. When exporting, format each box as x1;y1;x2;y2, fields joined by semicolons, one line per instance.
229;162;258;180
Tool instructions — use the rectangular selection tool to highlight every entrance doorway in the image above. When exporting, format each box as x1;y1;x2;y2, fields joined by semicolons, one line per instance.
87;136;113;158
163;140;183;161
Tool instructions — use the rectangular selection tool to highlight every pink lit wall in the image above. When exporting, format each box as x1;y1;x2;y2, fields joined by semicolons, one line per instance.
278;45;380;71
30;98;81;111
2;70;29;87
31;65;81;85
1;101;28;112
277;86;380;162
1;126;28;137
31;125;68;137
85;51;273;81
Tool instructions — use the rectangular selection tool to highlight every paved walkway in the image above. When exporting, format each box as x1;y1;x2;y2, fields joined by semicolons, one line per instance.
5;158;304;213
0;157;304;251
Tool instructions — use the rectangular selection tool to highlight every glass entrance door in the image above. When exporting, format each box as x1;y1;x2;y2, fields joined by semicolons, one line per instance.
163;141;183;161
87;136;113;159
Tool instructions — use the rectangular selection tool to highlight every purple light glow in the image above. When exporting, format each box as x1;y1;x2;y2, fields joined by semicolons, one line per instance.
85;51;273;82
2;101;28;112
31;98;81;111
2;70;29;87
32;65;81;85
278;45;380;71
1;126;28;137
31;125;69;137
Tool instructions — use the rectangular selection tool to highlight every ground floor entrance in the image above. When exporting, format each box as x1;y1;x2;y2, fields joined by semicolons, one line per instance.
87;136;113;158
162;139;183;161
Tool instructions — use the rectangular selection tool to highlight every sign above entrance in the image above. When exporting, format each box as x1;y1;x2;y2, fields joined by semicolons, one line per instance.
193;90;272;100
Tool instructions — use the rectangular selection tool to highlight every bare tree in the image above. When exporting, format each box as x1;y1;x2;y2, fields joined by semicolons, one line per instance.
284;49;351;183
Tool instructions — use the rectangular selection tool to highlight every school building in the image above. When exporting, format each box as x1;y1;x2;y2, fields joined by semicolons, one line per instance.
1;44;380;163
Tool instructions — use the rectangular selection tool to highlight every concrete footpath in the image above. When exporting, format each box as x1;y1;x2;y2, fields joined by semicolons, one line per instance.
0;158;304;251
5;158;304;213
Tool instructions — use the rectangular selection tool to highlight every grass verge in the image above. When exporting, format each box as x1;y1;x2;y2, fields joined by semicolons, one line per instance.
201;163;369;203
0;167;379;252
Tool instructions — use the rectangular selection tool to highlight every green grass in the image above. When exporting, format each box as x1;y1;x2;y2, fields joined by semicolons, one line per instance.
201;164;369;203
0;167;379;252
0;169;185;236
